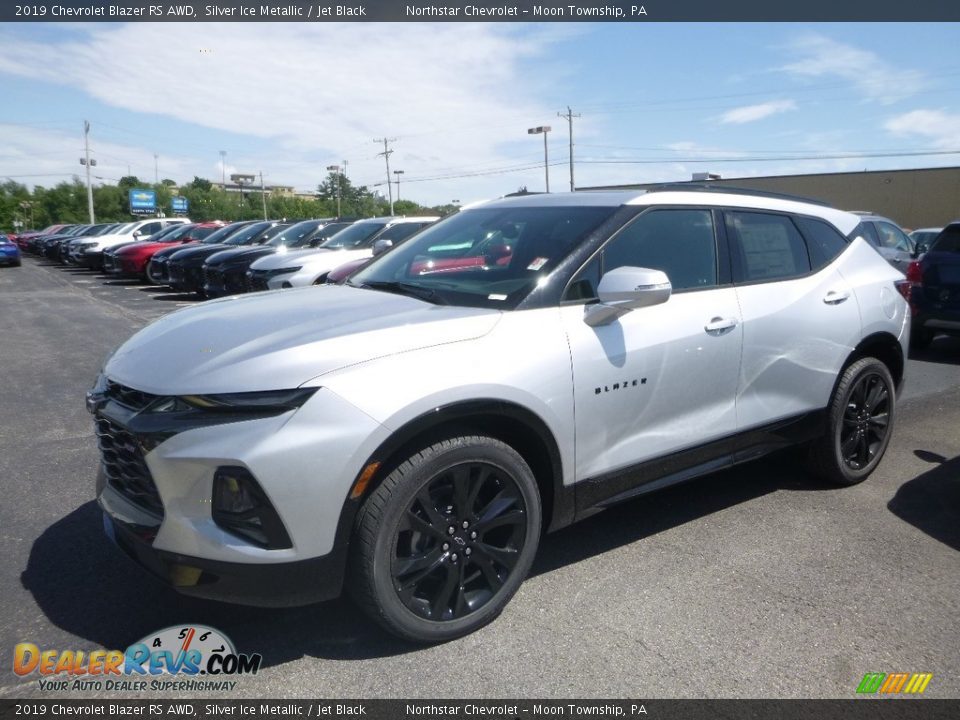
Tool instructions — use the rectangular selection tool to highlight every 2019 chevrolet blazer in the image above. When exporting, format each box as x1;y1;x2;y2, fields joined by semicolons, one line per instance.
90;188;909;643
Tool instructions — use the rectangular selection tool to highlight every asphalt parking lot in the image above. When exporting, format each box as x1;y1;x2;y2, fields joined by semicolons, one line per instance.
1;257;958;699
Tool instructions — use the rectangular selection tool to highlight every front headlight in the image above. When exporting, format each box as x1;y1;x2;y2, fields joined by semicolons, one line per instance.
147;387;317;414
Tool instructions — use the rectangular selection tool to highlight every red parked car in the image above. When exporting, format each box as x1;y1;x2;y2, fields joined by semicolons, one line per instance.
108;222;225;280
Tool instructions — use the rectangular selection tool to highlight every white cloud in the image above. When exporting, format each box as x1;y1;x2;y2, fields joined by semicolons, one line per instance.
0;124;198;186
0;23;567;204
719;100;796;125
781;35;927;105
884;109;960;149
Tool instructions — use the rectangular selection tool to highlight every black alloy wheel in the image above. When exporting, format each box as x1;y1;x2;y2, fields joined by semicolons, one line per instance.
351;435;541;643
806;356;896;486
839;371;890;471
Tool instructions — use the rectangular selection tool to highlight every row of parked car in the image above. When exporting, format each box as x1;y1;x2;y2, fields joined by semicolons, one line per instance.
13;215;440;298
7;204;959;350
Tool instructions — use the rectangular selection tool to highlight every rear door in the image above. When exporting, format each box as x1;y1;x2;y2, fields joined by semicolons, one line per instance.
725;210;862;429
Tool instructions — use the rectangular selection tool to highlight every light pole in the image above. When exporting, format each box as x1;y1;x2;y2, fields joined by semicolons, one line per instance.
393;169;404;202
527;126;551;193
326;165;341;217
219;150;226;189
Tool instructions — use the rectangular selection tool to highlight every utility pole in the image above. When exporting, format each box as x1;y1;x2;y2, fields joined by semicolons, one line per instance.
259;171;267;220
219;150;226;189
374;138;397;214
342;159;348;180
558;106;581;192
326;165;342;217
82;120;95;223
154;153;159;183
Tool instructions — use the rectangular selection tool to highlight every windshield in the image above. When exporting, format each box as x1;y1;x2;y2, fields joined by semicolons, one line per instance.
96;223;121;235
154;223;192;241
319;220;391;249
351;206;615;309
82;224;110;236
201;223;246;244
225;222;273;245
374;221;434;243
267;220;326;247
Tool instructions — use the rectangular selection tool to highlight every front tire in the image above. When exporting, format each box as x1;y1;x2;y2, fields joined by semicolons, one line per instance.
350;435;541;643
806;357;896;486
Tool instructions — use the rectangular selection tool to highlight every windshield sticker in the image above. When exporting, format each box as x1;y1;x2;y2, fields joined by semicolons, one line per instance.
488;293;508;301
527;257;549;271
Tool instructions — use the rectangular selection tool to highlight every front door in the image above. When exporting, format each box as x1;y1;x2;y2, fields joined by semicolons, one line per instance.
560;208;743;490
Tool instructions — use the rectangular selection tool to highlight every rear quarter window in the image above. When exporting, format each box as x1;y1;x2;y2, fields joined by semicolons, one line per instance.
794;216;849;270
932;225;960;253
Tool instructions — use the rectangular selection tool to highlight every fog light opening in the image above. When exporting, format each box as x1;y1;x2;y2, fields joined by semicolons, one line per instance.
212;467;292;550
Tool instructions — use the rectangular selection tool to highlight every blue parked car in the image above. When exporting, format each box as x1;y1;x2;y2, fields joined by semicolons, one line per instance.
907;221;960;347
0;233;22;267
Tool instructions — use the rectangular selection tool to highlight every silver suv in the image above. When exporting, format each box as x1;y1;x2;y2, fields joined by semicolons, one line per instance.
89;188;909;642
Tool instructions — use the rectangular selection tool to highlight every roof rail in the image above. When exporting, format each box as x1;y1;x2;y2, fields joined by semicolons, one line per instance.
643;183;833;207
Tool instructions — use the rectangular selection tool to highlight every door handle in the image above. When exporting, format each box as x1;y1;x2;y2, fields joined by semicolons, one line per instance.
823;290;850;305
704;317;738;333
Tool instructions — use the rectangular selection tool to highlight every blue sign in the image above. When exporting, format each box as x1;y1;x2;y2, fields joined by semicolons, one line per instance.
171;197;189;214
129;189;157;214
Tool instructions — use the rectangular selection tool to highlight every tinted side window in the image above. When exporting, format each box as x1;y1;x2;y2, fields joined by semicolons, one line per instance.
876;222;912;252
795;216;849;270
857;221;880;247
602;209;717;291
727;211;811;282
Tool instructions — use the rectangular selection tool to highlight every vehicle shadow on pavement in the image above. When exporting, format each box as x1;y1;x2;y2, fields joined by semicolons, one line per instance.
20;502;411;666
530;453;820;578
909;336;960;366
16;456;846;664
887;452;960;551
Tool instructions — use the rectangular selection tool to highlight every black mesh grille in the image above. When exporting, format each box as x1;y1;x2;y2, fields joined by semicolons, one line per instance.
247;269;270;292
204;267;223;285
96;415;164;518
105;380;157;412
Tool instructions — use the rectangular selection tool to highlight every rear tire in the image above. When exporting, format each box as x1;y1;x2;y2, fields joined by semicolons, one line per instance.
349;435;541;643
806;357;895;486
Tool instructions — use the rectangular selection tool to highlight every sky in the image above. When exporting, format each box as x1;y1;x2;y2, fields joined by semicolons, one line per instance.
0;21;958;207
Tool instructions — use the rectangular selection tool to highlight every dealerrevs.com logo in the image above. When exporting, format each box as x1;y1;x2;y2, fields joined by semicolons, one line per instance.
13;625;261;692
856;672;933;695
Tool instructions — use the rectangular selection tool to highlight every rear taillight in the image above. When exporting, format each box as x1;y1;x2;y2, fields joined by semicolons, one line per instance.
894;280;912;303
906;260;923;286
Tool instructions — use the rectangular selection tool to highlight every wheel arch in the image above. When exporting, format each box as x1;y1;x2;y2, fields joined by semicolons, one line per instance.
347;399;572;536
845;331;905;393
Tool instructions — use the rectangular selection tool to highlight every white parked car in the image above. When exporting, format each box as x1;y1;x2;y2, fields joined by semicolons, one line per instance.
90;189;908;642
71;218;191;269
246;216;438;290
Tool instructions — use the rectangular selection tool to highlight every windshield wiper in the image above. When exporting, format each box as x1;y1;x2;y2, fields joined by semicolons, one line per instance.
358;280;448;305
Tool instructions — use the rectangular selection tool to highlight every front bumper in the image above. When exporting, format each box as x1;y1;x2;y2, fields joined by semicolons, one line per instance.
93;384;387;606
101;488;347;606
80;249;104;269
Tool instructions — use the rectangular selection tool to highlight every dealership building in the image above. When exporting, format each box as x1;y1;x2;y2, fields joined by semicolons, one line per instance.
582;166;960;230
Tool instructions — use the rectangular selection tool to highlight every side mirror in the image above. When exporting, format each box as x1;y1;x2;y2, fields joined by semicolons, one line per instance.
132;230;141;239
584;266;671;327
913;242;929;257
372;238;394;257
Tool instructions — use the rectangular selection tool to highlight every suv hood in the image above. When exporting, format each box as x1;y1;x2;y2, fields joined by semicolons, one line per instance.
250;247;346;271
105;284;501;394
